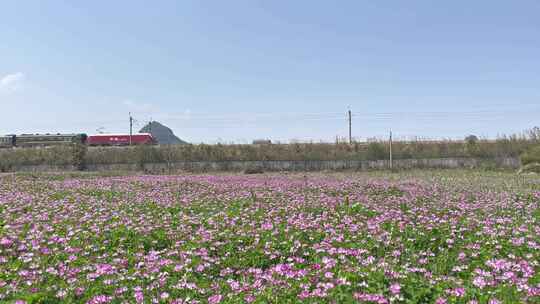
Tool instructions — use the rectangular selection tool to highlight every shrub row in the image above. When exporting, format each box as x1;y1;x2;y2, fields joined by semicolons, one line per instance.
0;136;538;171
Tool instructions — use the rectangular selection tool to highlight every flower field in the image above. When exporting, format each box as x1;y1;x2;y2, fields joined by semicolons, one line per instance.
1;172;540;303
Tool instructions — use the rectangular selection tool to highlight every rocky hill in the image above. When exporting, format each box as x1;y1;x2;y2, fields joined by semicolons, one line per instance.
139;121;188;145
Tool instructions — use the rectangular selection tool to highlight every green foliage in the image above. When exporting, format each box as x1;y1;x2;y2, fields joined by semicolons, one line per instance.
143;228;173;252
520;145;540;165
340;202;379;217
71;143;87;170
0;146;73;168
0;129;539;171
133;145;163;170
465;135;480;157
366;142;387;160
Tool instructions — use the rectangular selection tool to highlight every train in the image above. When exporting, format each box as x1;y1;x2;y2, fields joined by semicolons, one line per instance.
86;134;156;146
0;133;156;148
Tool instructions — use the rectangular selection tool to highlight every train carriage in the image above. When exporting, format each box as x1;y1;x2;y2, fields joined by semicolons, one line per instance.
15;133;87;148
0;135;16;148
87;133;156;146
0;132;157;148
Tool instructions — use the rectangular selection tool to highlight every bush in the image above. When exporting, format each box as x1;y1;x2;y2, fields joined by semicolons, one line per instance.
0;132;539;170
134;145;162;170
520;145;540;165
366;142;387;160
71;144;87;170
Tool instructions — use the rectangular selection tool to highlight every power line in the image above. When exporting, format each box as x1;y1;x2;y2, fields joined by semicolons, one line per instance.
3;107;538;134
155;107;539;123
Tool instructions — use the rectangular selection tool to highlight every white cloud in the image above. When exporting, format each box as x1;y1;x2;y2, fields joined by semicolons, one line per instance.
0;72;25;92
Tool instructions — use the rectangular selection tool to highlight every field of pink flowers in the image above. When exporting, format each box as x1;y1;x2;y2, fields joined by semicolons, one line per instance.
1;172;539;303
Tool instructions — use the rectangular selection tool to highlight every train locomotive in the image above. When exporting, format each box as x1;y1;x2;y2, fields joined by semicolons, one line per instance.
0;133;155;148
86;133;156;146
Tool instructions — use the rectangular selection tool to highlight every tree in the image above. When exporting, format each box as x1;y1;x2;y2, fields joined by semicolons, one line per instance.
465;135;479;157
526;127;540;142
71;143;87;171
465;135;479;144
366;142;386;160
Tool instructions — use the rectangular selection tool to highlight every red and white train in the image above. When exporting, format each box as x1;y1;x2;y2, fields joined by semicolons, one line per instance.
0;133;156;148
87;133;156;146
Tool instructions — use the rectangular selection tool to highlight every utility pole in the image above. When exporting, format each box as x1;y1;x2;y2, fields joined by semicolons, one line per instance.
348;108;352;144
129;112;133;146
389;130;393;170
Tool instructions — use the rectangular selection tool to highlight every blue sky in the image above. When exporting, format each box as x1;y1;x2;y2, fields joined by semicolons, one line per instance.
1;1;539;143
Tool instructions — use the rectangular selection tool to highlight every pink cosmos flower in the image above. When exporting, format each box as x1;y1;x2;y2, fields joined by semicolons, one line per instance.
354;293;388;304
0;237;13;247
196;264;205;272
472;276;486;289
389;283;401;295
298;290;311;300
447;287;465;297
134;291;144;303
208;294;223;304
87;295;113;304
261;222;273;230
435;298;447;304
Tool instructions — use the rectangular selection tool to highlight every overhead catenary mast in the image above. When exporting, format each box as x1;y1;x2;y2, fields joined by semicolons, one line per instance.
389;130;393;170
348;107;352;144
129;112;133;146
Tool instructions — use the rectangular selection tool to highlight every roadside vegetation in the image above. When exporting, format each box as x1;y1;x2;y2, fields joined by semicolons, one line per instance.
0;128;539;171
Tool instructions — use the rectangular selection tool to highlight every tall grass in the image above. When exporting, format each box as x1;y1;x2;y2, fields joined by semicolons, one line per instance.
0;139;531;167
0;146;73;171
520;145;540;165
1;128;538;171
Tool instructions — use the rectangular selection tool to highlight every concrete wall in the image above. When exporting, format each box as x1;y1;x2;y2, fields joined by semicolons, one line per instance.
11;157;520;173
